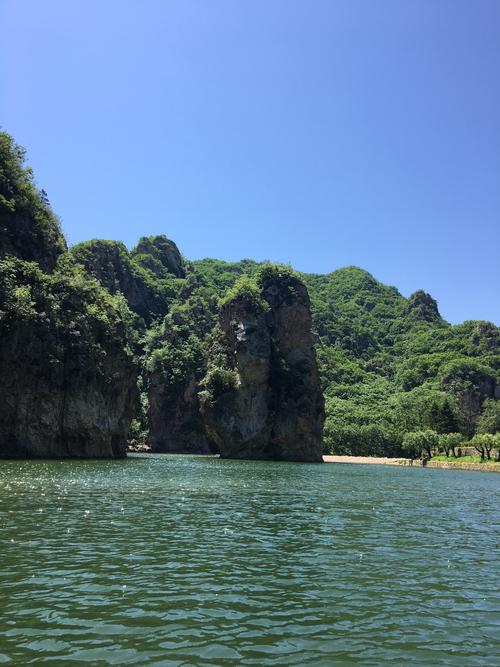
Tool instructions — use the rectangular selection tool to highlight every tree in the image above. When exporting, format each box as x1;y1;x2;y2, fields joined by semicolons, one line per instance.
428;398;461;434
441;360;497;437
470;433;496;461
477;399;500;435
401;432;421;459
402;430;439;460
438;432;463;458
494;434;500;462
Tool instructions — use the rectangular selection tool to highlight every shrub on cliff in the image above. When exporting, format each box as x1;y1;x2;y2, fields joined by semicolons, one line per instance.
222;275;268;314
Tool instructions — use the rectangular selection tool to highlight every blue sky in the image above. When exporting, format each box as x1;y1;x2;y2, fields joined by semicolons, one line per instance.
1;0;499;324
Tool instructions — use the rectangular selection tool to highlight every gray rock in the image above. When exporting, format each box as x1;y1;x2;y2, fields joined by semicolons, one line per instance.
200;270;324;461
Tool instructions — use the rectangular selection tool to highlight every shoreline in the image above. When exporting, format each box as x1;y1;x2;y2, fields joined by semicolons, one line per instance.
323;455;408;466
323;455;500;473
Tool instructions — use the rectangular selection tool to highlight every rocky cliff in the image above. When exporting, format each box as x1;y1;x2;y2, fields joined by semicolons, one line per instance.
0;131;137;458
145;278;217;454
132;235;185;279
200;267;325;461
0;257;137;458
407;290;441;322
70;237;180;324
148;372;213;454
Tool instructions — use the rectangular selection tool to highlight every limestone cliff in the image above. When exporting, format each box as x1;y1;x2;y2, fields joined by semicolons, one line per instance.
70;238;178;324
146;281;217;454
200;268;325;461
0;131;137;458
0;257;137;458
148;373;213;454
132;235;185;278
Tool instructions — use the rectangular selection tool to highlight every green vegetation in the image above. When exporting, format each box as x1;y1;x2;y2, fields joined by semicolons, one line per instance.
187;261;499;459
70;251;498;457
70;238;181;323
427;451;500;471
221;274;268;313
402;430;439;460
0;253;130;367
0;133;66;271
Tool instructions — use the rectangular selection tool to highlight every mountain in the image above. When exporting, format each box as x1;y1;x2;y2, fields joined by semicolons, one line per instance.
1;130;499;459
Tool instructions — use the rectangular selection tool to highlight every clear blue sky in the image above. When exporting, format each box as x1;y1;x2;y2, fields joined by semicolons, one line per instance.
1;1;499;324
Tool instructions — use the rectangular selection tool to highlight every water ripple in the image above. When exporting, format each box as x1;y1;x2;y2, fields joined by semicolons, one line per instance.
0;455;499;665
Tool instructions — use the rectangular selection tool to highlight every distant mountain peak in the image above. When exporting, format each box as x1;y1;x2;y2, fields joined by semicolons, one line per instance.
407;290;442;322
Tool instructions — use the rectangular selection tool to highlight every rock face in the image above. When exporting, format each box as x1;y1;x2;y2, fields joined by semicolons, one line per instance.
70;239;177;323
0;131;137;458
148;373;213;454
145;273;219;455
200;269;325;461
442;360;499;436
0;258;137;458
132;235;185;278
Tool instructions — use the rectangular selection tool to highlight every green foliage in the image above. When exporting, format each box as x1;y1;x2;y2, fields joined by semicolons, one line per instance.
111;292;146;354
407;290;441;322
70;239;180;323
221;275;268;313
470;433;498;461
477;398;500;435
0;131;66;271
131;235;185;278
402;430;439;459
199;366;238;406
3;131;498;453
147;335;204;389
428;397;461;434
324;421;401;457
438;432;464;457
0;255;131;373
257;263;300;298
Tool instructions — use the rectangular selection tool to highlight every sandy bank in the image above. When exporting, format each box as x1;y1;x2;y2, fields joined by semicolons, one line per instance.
323;455;409;465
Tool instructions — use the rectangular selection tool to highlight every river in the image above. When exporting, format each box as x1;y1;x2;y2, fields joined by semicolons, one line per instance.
0;454;499;665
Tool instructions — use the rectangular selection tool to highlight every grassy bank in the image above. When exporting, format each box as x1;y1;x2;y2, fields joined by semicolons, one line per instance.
323;454;500;473
424;455;500;472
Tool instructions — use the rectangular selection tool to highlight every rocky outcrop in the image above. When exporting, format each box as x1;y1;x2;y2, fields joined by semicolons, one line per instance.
0;258;137;458
200;268;324;461
441;360;499;437
145;274;219;455
70;239;177;323
132;235;185;278
407;290;441;322
148;373;214;454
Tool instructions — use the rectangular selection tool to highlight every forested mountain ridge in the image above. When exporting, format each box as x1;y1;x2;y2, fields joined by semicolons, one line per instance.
1;131;498;458
173;260;499;455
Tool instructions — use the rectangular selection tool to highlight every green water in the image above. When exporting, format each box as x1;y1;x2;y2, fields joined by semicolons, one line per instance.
0;455;499;666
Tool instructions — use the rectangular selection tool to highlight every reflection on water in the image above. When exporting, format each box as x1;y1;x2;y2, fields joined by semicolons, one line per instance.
0;455;499;665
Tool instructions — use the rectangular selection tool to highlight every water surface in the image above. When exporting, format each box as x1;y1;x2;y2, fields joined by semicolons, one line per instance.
0;455;499;665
